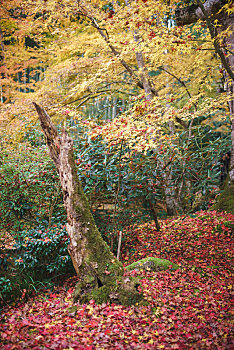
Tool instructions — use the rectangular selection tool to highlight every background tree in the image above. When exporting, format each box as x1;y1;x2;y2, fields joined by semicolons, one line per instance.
175;0;234;212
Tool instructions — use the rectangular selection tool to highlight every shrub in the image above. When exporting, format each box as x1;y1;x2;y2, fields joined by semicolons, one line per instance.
0;225;74;304
0;277;12;301
13;225;73;277
0;144;65;232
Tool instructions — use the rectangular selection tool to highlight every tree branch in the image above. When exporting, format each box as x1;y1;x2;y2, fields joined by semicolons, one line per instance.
196;0;234;81
175;0;233;81
175;0;227;26
77;7;158;96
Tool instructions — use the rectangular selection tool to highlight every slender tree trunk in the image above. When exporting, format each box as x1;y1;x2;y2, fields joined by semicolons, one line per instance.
126;1;178;215
0;25;10;103
164;177;178;216
148;199;161;231
214;15;234;213
218;14;234;182
33;102;143;305
134;33;154;100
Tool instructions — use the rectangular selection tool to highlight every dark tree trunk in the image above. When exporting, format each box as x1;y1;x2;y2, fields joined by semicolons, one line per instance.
147;199;161;231
33;102;143;305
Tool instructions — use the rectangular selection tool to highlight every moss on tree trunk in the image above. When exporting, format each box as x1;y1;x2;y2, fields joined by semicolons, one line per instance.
33;103;143;306
211;176;234;215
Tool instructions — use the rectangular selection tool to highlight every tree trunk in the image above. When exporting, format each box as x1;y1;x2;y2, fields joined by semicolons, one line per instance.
147;199;161;231
219;14;234;184
175;0;234;213
164;183;178;216
33;102;143;305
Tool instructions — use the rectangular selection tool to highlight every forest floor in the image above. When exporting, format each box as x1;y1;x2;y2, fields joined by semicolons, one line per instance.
0;210;233;349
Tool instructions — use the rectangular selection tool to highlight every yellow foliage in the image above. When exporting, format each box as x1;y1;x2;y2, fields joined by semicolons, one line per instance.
0;0;232;149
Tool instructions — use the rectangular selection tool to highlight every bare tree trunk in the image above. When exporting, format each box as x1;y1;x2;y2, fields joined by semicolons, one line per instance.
124;0;156;100
126;0;178;215
133;32;154;100
164;174;179;216
0;25;10;103
33;102;143;305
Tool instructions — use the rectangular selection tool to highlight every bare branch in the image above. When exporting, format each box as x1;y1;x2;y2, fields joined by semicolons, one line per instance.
32;102;61;167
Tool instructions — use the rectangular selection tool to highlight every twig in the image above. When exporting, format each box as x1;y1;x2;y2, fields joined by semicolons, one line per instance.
117;231;122;260
111;138;124;251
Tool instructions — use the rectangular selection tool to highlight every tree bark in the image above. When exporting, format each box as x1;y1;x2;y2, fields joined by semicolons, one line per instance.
33;102;143;305
164;176;179;216
134;33;156;100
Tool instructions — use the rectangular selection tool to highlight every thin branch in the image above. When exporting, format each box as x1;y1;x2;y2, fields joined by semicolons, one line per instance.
159;66;198;112
196;0;234;81
64;89;136;108
111;138;124;252
0;26;5;60
159;67;192;99
77;7;158;96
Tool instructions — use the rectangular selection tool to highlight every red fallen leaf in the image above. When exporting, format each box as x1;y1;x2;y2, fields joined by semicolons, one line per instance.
185;333;192;338
21;289;27;299
49;293;57;298
68;319;76;325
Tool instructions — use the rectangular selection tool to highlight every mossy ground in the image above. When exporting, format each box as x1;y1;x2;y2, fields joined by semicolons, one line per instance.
211;178;234;215
126;257;179;272
73;275;143;306
72;257;180;306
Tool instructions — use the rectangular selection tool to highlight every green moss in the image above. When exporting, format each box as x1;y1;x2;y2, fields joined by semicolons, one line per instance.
211;178;234;215
89;285;110;304
68;305;78;314
82;274;96;284
73;275;144;306
125;257;179;272
116;277;143;306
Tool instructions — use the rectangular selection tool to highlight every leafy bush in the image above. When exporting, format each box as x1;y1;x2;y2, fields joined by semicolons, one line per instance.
74;120;231;215
0;273;53;307
0;277;12;301
0;225;74;304
0;144;65;232
13;225;73;277
74;134;165;209
93;207;152;249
